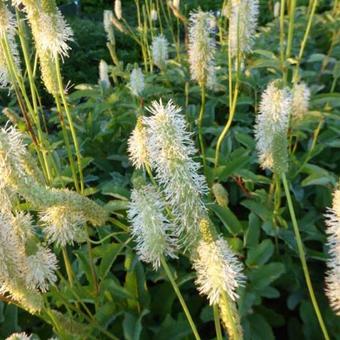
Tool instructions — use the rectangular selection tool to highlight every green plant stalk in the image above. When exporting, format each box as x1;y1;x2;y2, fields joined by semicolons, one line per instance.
213;305;223;340
292;0;318;83
0;36;49;178
281;173;330;340
17;14;53;183
62;247;75;287
280;0;286;81
160;257;201;340
198;84;206;169
55;56;84;194
54;95;80;192
214;83;239;168
285;0;296;60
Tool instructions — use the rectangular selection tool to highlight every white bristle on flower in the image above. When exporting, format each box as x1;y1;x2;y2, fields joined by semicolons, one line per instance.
103;10;115;44
229;0;259;58
0;4;21;88
114;0;122;20
151;35;169;70
193;238;245;304
128;118;149;169
99;60;110;89
6;333;31;340
255;81;292;173
32;9;73;59
143;99;208;246
128;185;177;269
291;82;310;119
26;246;58;292
188;10;216;88
40;205;87;247
325;189;340;315
129;67;145;97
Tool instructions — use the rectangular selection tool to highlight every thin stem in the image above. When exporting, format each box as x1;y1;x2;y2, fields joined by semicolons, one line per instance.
160;257;201;340
281;173;330;340
214;82;239;168
55;57;84;193
286;0;296;60
213;305;223;340
62;247;74;287
198;85;206;169
280;0;286;81
292;0;318;83
54;95;80;192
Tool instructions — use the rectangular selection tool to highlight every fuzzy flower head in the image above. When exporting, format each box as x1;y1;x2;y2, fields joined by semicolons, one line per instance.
229;0;259;58
114;0;122;20
152;35;169;70
188;10;216;88
143;99;208;247
103;10;115;44
129;67;145;97
128;117;149;169
0;3;21;88
40;205;87;247
6;333;31;340
291;82;310;119
0;125;28;187
325;189;340;315
128;185;177;269
255;81;292;174
31;9;73;59
193;237;245;304
99;60;110;89
26;246;58;292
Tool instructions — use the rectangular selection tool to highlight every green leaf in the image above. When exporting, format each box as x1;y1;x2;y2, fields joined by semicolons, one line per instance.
210;203;243;235
248;263;285;290
246;314;275;340
123;310;149;340
246;239;274;266
214;148;250;180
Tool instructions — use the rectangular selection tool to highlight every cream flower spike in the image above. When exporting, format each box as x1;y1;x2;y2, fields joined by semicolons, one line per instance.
229;0;259;58
255;81;292;174
143;99;208;247
128;185;178;269
188;10;216;88
193;237;245;304
325;189;340;315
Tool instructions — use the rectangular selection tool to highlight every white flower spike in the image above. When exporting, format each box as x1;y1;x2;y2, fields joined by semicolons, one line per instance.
128;185;177;269
325;189;340;315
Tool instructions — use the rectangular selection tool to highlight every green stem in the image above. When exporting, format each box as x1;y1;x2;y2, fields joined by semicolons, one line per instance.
54;95;80;192
281;173;330;340
62;247;74;287
214;82;239;168
213;305;223;340
198;85;206;169
280;0;286;82
292;0;318;83
55;57;84;194
286;0;296;60
160;257;201;340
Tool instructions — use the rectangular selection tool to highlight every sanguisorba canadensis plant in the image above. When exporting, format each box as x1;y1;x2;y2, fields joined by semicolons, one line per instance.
325;189;340;315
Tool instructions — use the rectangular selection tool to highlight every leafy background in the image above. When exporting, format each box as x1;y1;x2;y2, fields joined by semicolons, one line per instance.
0;0;339;339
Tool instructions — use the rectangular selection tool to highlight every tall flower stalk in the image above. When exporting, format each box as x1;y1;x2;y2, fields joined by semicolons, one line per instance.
188;10;216;168
255;81;330;340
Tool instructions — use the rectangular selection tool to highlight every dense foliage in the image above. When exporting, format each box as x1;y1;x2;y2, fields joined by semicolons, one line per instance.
0;0;339;339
